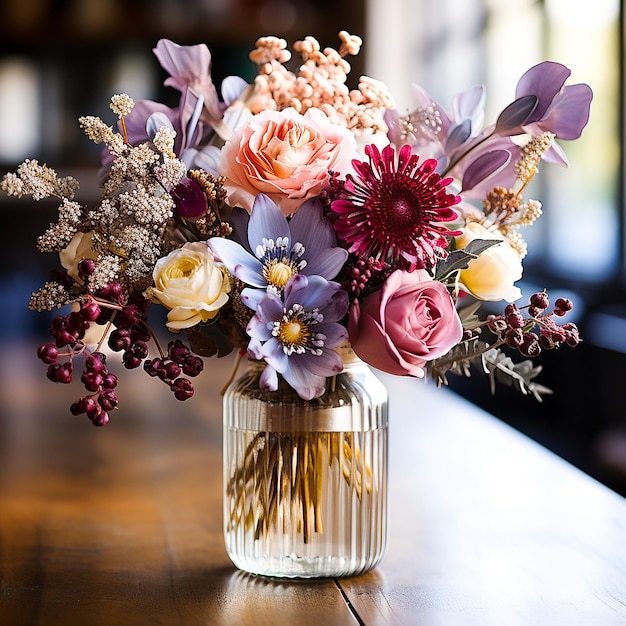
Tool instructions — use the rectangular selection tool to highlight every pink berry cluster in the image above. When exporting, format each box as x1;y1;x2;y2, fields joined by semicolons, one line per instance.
487;292;580;358
36;269;205;425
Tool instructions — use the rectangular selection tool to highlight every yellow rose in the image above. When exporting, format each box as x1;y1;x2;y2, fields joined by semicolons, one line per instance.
147;242;230;330
456;222;523;302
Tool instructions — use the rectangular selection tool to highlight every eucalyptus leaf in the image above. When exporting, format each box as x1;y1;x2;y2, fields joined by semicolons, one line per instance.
435;238;501;280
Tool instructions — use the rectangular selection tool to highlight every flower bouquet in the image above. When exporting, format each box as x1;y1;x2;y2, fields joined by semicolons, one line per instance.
1;31;592;576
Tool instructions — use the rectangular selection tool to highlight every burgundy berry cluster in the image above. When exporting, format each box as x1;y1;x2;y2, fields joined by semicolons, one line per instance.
70;352;118;426
144;340;204;400
36;295;120;426
487;292;580;357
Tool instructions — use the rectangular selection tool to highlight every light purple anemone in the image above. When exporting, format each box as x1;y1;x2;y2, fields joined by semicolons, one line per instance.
385;61;593;197
246;274;349;400
101;39;248;177
208;194;348;310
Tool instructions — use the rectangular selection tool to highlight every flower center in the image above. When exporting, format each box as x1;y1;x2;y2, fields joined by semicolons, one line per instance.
256;236;307;290
278;319;309;346
271;303;324;356
263;259;297;289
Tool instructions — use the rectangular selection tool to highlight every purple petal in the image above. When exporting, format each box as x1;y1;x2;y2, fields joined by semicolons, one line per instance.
221;76;249;106
533;83;593;140
254;293;284;327
452;84;485;127
289;198;332;247
246;314;273;342
494;95;538;135
146;111;175;141
284;276;348;322
446;119;472;152
303;248;348;281
248;194;290;251
281;355;326;400
461;149;511;192
259;364;278;391
187;145;221;175
240;287;267;311
129;101;179;145
261;337;288;373
207;238;265;287
515;61;571;121
303;348;345;377
317;322;349;348
153;39;212;93
247;338;263;360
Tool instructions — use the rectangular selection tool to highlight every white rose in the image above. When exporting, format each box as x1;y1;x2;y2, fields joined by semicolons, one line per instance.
456;222;523;302
147;242;230;330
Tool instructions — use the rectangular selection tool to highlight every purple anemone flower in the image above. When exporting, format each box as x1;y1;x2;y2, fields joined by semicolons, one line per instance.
246;274;349;400
208;193;348;309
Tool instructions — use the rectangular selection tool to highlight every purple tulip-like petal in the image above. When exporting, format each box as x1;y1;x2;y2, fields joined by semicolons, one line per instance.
446;119;472;152
153;39;223;122
285;275;348;322
319;323;349;348
302;347;345;377
494;95;538;135
305;248;349;283
452;85;485;127
529;83;593;140
515;61;572;121
461;149;512;193
247;338;264;360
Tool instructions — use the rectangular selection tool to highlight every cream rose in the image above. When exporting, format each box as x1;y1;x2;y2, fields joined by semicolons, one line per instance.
147;242;230;330
59;231;97;281
456;222;523;302
220;107;357;216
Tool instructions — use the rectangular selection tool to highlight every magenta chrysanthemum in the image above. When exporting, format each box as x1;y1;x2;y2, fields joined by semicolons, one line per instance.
331;143;461;271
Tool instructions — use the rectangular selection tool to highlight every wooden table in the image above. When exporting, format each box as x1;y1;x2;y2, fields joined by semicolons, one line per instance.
1;342;626;625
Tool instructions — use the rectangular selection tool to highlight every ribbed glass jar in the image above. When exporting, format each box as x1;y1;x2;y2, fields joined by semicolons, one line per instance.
222;348;388;578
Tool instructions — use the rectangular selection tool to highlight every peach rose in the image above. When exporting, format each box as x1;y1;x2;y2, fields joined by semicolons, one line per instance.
455;222;523;302
349;269;463;377
220;107;357;216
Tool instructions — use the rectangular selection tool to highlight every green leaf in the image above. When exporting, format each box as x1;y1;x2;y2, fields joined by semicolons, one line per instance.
436;239;501;281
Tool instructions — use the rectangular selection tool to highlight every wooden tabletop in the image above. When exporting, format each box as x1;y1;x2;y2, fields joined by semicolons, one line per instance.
1;342;626;625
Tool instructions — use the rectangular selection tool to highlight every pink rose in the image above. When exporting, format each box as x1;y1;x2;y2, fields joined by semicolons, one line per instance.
349;270;463;377
220;107;357;216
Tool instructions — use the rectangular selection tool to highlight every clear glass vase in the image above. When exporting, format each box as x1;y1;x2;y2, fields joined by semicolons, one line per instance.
222;347;388;578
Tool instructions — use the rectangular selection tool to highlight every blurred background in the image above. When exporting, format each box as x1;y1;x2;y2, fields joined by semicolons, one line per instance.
0;0;624;494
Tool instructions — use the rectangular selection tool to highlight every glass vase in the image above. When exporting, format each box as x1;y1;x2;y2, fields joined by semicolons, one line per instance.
222;347;388;578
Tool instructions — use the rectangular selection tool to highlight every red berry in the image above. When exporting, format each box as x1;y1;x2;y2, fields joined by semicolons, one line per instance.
37;342;59;364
